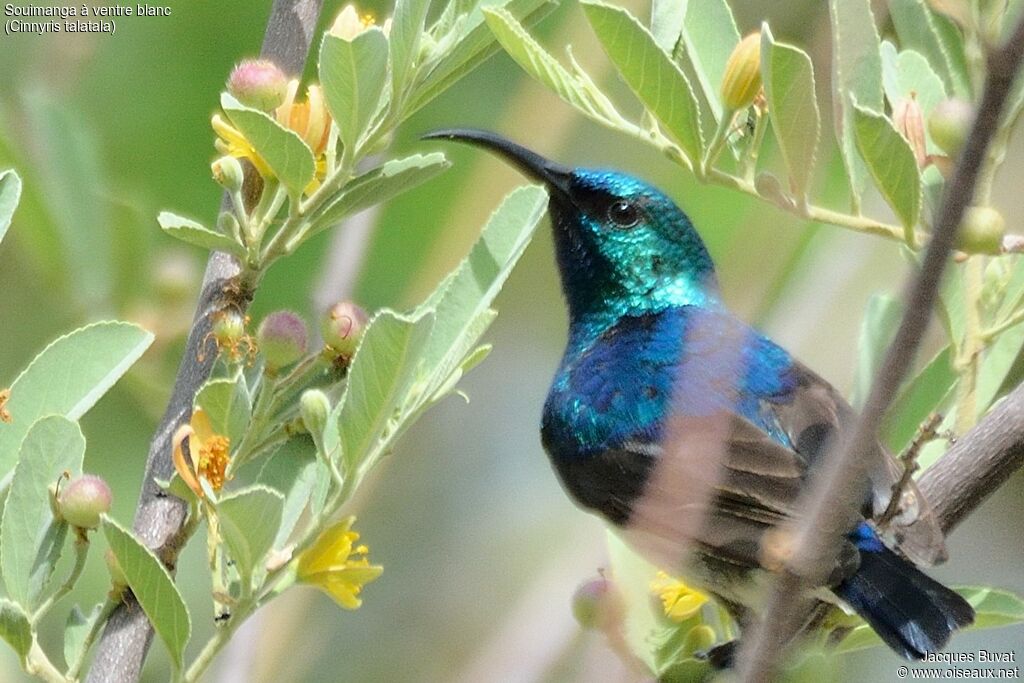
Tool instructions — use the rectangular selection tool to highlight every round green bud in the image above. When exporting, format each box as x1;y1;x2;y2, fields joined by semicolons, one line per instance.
300;389;331;436
257;310;308;371
958;206;1005;255
571;575;621;629
721;32;762;112
227;59;289;112
928;99;974;157
58;475;112;529
212;155;245;192
321;301;369;357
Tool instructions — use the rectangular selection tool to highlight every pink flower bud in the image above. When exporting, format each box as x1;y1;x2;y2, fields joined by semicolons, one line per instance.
227;59;289;111
321;302;369;357
258;310;308;370
58;475;112;529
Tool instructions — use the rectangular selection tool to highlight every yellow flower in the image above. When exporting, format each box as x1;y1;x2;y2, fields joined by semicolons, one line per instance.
297;516;382;609
171;409;231;497
330;5;381;40
212;114;272;177
650;571;708;622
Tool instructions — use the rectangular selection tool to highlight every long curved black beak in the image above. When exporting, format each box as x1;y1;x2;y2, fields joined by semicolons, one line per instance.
422;128;573;199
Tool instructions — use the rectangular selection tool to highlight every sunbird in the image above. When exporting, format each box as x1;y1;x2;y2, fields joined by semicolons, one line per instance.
425;129;974;664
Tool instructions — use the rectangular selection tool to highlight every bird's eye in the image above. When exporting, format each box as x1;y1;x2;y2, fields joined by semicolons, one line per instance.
607;199;641;228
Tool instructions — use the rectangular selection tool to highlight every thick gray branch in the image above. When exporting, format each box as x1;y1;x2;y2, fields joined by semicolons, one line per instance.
919;382;1024;534
85;3;322;682
734;15;1024;682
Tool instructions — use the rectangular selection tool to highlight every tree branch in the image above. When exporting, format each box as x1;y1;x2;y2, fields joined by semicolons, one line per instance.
734;14;1024;682
918;382;1024;534
85;3;323;682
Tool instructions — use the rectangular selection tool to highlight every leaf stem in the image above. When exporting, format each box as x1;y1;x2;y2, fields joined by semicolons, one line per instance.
66;599;118;680
32;535;90;624
25;640;67;683
981;305;1024;342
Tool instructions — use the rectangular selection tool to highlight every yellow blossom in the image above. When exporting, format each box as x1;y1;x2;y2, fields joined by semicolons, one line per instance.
650;571;708;622
212;114;272;177
297;516;382;609
330;5;382;40
171;409;231;497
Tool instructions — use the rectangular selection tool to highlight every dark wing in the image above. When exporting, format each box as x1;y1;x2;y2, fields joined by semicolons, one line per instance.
617;308;946;580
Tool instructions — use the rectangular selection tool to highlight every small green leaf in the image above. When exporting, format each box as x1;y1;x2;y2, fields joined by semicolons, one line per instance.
64;603;102;670
880;43;948;121
221;93;315;198
581;0;704;166
829;0;883;202
420;185;547;395
483;7;625;128
257;438;318;548
217;486;283;586
195;374;251;444
0;600;32;664
882;346;956;452
311;153;450;236
889;0;971;97
0;416;85;611
761;25;821;200
103;516;191;668
853;104;922;232
409;0;555;116
0;169;22;246
319;30;389;156
157;211;239;254
678;0;741;124
0;321;154;479
852;294;902;409
390;0;432;104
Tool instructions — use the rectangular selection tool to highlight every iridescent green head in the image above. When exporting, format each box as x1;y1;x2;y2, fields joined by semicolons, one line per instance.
424;129;718;325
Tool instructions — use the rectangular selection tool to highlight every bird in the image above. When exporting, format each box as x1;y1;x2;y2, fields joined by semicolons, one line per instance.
423;129;974;666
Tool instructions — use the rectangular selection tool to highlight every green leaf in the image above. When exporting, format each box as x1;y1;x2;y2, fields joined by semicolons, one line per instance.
195;374;251;444
220;93;315;198
64;603;102;670
311;153;450;236
581;0;704;166
483;7;625;127
103;516;190;668
829;0;883;203
977;319;1024;411
880;43;948;121
1;416;84;611
852;294;902;409
0;169;21;246
409;0;555;116
761;25;821;200
889;0;971;97
157;211;239;254
257;438;319;547
319;29;389;156
420;185;547;395
853;104;922;233
0;321;153;479
0;600;32;664
390;0;432;104
882;346;956;452
336;310;435;475
650;0;686;53
217;486;283;587
678;0;740;124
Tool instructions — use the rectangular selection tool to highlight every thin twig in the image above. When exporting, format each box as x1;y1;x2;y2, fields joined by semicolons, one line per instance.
84;3;323;682
734;15;1024;681
876;413;942;529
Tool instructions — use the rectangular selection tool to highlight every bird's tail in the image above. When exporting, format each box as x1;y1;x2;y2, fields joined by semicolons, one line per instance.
833;527;974;659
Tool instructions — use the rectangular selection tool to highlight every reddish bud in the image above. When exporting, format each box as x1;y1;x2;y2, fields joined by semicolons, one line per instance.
58;475;112;529
227;59;289;111
258;310;308;370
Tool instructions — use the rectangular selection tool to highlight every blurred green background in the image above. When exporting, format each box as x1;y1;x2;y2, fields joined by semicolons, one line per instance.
1;1;1022;681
